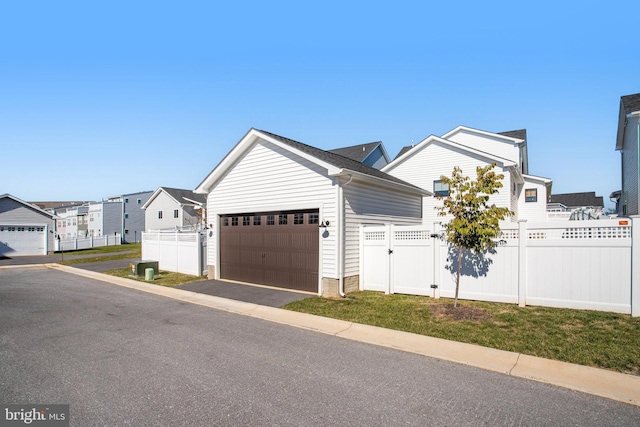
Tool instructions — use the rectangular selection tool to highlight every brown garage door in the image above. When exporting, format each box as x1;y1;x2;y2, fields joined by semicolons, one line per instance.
219;210;319;292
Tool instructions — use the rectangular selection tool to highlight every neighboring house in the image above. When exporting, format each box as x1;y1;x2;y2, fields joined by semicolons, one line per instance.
383;126;552;222
86;200;125;238
547;192;604;220
142;187;206;231
107;191;153;243
615;92;640;216
194;128;428;297
0;194;57;256
328;141;391;169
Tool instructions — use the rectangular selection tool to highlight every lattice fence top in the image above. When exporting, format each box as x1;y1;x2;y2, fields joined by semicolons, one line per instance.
528;225;631;239
364;231;386;241
498;229;519;240
394;230;431;241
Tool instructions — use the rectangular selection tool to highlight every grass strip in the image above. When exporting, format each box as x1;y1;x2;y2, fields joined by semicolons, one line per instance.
283;291;640;375
102;268;207;287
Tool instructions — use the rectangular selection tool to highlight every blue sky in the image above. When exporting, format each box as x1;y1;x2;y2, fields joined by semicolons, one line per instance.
1;1;637;210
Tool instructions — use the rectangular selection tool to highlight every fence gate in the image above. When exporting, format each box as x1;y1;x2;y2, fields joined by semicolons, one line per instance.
360;224;435;296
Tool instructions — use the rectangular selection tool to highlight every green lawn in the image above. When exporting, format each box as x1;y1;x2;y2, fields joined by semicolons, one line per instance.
57;243;141;265
103;267;207;287
283;291;640;375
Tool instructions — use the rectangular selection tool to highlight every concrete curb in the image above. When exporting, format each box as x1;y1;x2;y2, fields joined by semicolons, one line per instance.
45;264;640;407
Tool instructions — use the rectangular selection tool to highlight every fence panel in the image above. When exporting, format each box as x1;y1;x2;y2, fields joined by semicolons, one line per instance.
142;231;205;276
57;234;121;251
391;225;434;296
436;224;520;304
360;226;389;292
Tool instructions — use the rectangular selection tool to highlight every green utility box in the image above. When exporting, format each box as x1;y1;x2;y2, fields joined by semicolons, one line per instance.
130;261;159;278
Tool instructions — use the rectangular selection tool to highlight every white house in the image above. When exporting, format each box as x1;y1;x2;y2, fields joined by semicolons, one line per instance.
615;92;640;216
194;128;428;297
382;126;552;222
0;194;57;256
142;187;206;231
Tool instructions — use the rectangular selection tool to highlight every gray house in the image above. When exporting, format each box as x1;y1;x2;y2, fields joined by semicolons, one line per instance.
615;92;640;216
106;191;153;243
0;194;57;256
142;187;206;231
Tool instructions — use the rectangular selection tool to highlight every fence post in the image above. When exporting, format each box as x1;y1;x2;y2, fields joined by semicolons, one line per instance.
518;220;528;308
432;222;441;299
631;217;640;317
386;223;393;295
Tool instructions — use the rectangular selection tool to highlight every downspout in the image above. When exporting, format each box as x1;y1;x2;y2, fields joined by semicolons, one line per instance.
337;174;354;298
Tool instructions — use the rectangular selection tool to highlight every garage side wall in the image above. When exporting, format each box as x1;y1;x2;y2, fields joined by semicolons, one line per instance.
343;180;423;279
206;141;337;281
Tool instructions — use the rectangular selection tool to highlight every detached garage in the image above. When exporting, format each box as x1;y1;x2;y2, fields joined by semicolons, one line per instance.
195;129;429;297
0;194;56;256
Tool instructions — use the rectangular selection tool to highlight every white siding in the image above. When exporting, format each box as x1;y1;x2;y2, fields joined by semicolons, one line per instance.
386;141;511;221
518;178;549;222
145;191;183;231
622;116;639;216
207;140;337;278
446;128;520;164
343;180;423;276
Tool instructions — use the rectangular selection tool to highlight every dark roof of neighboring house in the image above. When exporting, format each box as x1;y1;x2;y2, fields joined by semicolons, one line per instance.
30;201;91;210
394;145;414;160
621;93;640;114
548;192;604;208
161;187;206;205
257;130;424;191
498;129;527;140
328;141;382;162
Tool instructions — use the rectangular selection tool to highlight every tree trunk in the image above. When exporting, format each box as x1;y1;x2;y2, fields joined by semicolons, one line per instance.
454;245;463;308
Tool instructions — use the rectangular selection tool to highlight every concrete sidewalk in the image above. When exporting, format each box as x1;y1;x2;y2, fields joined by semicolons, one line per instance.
32;264;640;407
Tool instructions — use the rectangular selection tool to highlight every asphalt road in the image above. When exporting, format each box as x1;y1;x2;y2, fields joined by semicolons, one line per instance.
1;267;639;426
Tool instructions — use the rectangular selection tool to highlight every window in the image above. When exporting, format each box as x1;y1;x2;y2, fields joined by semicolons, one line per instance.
124;213;129;219
231;217;238;226
278;214;288;225
158;211;163;219
222;217;229;227
137;199;141;204
294;213;304;224
125;198;129;203
267;215;275;225
124;229;129;234
525;188;537;203
242;216;250;226
308;213;319;225
434;180;450;197
174;209;179;218
253;215;261;226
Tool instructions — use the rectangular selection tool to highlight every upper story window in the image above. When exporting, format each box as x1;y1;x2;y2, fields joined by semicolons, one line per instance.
434;180;450;197
158;211;163;219
174;209;179;219
525;188;537;203
124;198;129;203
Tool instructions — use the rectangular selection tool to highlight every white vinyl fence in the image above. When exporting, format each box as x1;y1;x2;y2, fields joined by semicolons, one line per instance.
361;219;640;316
55;234;121;251
142;230;207;276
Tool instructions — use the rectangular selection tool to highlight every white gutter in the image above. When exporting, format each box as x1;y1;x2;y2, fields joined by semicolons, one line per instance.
337;174;354;298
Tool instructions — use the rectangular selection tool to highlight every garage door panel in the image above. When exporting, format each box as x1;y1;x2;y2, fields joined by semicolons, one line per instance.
220;210;319;292
0;226;47;256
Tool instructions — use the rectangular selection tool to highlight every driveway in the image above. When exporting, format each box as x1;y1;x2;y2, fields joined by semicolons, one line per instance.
2;267;638;426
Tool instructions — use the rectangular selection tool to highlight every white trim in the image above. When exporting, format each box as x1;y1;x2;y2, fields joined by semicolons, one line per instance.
441;125;525;144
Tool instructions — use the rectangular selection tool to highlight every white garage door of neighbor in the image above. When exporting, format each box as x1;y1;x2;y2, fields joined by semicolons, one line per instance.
0;225;47;256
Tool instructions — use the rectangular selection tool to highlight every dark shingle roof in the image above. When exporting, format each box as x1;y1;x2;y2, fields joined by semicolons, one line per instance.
257;130;424;191
621;93;640;115
161;187;206;205
498;129;527;140
394;145;414;160
328;141;381;162
548;192;604;209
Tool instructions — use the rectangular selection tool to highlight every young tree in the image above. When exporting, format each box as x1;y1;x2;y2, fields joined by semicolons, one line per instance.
436;164;513;307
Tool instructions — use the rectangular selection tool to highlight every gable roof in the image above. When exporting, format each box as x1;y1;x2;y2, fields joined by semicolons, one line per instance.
195;128;428;195
394;145;414;160
142;187;206;210
616;93;640;150
383;134;518;173
441;125;526;144
548;192;603;209
0;194;57;219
